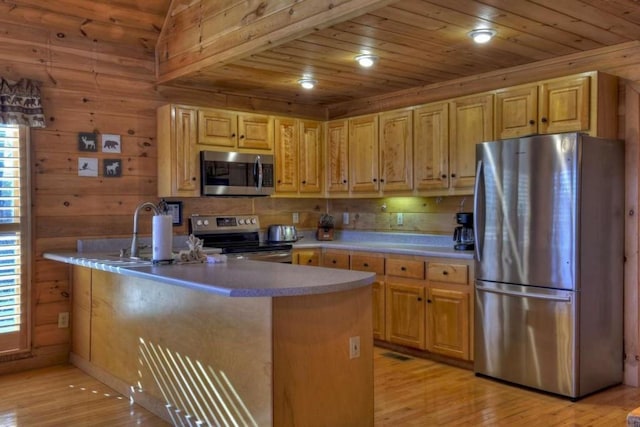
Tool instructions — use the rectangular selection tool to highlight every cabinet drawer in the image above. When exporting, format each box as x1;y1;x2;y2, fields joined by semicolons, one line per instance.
386;258;425;280
322;251;350;269
427;263;469;285
351;254;384;275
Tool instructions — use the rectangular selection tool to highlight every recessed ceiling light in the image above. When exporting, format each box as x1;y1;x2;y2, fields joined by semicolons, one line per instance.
468;29;496;44
298;78;317;89
355;54;378;68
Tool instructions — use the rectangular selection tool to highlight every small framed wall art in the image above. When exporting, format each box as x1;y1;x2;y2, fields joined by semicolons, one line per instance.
78;157;98;177
101;134;121;153
165;201;183;226
103;159;122;177
78;132;98;152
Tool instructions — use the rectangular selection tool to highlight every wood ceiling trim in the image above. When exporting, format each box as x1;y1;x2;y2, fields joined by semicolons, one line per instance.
327;40;640;119
156;0;400;84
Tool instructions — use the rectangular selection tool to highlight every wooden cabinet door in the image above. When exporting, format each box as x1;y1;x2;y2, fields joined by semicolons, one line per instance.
426;287;470;360
299;120;323;194
173;105;199;195
349;114;379;193
198;109;237;147
495;85;538;139
71;266;92;360
414;102;449;191
293;249;320;266
539;75;590;134
238;113;273;151
326;120;349;193
379;108;413;192
372;280;385;340
449;94;493;190
274;117;299;193
385;281;426;349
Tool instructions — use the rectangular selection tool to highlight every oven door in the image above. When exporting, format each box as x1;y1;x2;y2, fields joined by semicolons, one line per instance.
200;151;274;196
230;250;292;263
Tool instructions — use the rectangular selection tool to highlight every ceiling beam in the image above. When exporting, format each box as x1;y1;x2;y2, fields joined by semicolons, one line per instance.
156;0;399;85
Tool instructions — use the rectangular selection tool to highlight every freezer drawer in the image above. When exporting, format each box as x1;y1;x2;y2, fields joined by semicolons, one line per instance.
474;280;577;397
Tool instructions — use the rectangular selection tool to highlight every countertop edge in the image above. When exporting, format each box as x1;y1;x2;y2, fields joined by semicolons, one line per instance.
44;252;375;298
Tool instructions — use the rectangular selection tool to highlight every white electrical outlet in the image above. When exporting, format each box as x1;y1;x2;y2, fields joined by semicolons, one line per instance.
292;212;299;224
397;212;404;225
343;212;349;225
349;336;360;359
58;312;69;328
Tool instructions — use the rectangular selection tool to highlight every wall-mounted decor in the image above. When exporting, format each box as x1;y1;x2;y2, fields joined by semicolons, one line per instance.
103;159;122;177
101;134;121;153
78;132;97;152
165;201;183;226
78;157;98;177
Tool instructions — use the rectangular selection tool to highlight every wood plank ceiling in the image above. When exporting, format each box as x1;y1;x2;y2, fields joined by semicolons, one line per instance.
4;0;640;108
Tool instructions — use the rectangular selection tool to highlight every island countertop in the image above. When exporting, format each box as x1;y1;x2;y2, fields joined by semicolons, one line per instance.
43;252;375;297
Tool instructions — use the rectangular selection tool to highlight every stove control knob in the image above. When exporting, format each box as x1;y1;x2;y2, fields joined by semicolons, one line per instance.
239;218;245;225
196;220;203;226
203;220;209;226
250;218;257;224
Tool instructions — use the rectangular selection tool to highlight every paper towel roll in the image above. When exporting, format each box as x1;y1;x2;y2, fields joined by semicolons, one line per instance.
152;214;173;262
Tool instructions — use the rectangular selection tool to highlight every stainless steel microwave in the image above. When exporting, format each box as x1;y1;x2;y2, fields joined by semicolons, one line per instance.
200;151;274;196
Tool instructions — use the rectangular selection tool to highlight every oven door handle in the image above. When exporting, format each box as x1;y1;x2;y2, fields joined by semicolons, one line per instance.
254;155;263;192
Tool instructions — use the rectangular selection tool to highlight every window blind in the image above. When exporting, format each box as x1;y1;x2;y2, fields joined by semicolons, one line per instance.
0;125;28;353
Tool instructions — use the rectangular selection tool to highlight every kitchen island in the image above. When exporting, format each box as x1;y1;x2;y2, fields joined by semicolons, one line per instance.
44;253;375;427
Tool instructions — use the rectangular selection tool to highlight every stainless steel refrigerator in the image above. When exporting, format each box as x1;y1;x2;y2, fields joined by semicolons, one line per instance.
473;132;624;399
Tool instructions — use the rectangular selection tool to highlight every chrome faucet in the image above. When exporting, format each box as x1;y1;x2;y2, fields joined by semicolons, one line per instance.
130;201;160;258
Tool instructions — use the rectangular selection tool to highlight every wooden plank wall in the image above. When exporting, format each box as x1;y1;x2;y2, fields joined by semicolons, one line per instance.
0;19;165;373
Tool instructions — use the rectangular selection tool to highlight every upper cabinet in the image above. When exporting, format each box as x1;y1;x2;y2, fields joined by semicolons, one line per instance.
379;108;413;192
413;102;449;192
274;117;323;196
495;72;618;140
326;119;349;194
198;108;274;152
158;104;200;197
449;93;494;190
346;109;413;196
349;114;379;193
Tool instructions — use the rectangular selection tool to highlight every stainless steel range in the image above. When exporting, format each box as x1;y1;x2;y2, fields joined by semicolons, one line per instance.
189;214;292;263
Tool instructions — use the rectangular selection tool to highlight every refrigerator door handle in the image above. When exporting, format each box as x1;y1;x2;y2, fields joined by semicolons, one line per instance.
476;283;572;303
473;159;484;262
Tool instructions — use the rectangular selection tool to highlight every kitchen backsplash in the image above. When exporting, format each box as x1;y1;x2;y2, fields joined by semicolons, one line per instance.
173;195;471;236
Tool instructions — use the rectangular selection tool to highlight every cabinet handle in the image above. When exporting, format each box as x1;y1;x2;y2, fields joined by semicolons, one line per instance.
380;178;385;183
342;179;347;184
529;120;535;125
307;259;313;264
302;180;306;184
417;297;423;302
240;134;246;139
363;263;369;267
427;299;432;303
231;133;236;138
442;270;449;275
373;178;377;182
277;179;281;183
192;177;196;181
541;117;548;123
332;259;337;264
441;174;447;179
401;266;406;271
451;173;456;178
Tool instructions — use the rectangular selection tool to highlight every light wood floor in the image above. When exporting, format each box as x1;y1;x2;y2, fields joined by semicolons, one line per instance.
0;347;638;426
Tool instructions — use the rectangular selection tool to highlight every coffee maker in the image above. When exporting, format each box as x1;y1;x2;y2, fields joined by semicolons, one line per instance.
453;212;474;251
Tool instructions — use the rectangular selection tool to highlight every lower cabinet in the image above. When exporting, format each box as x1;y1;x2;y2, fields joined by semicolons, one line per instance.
385;281;426;349
292;247;474;362
426;287;470;360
